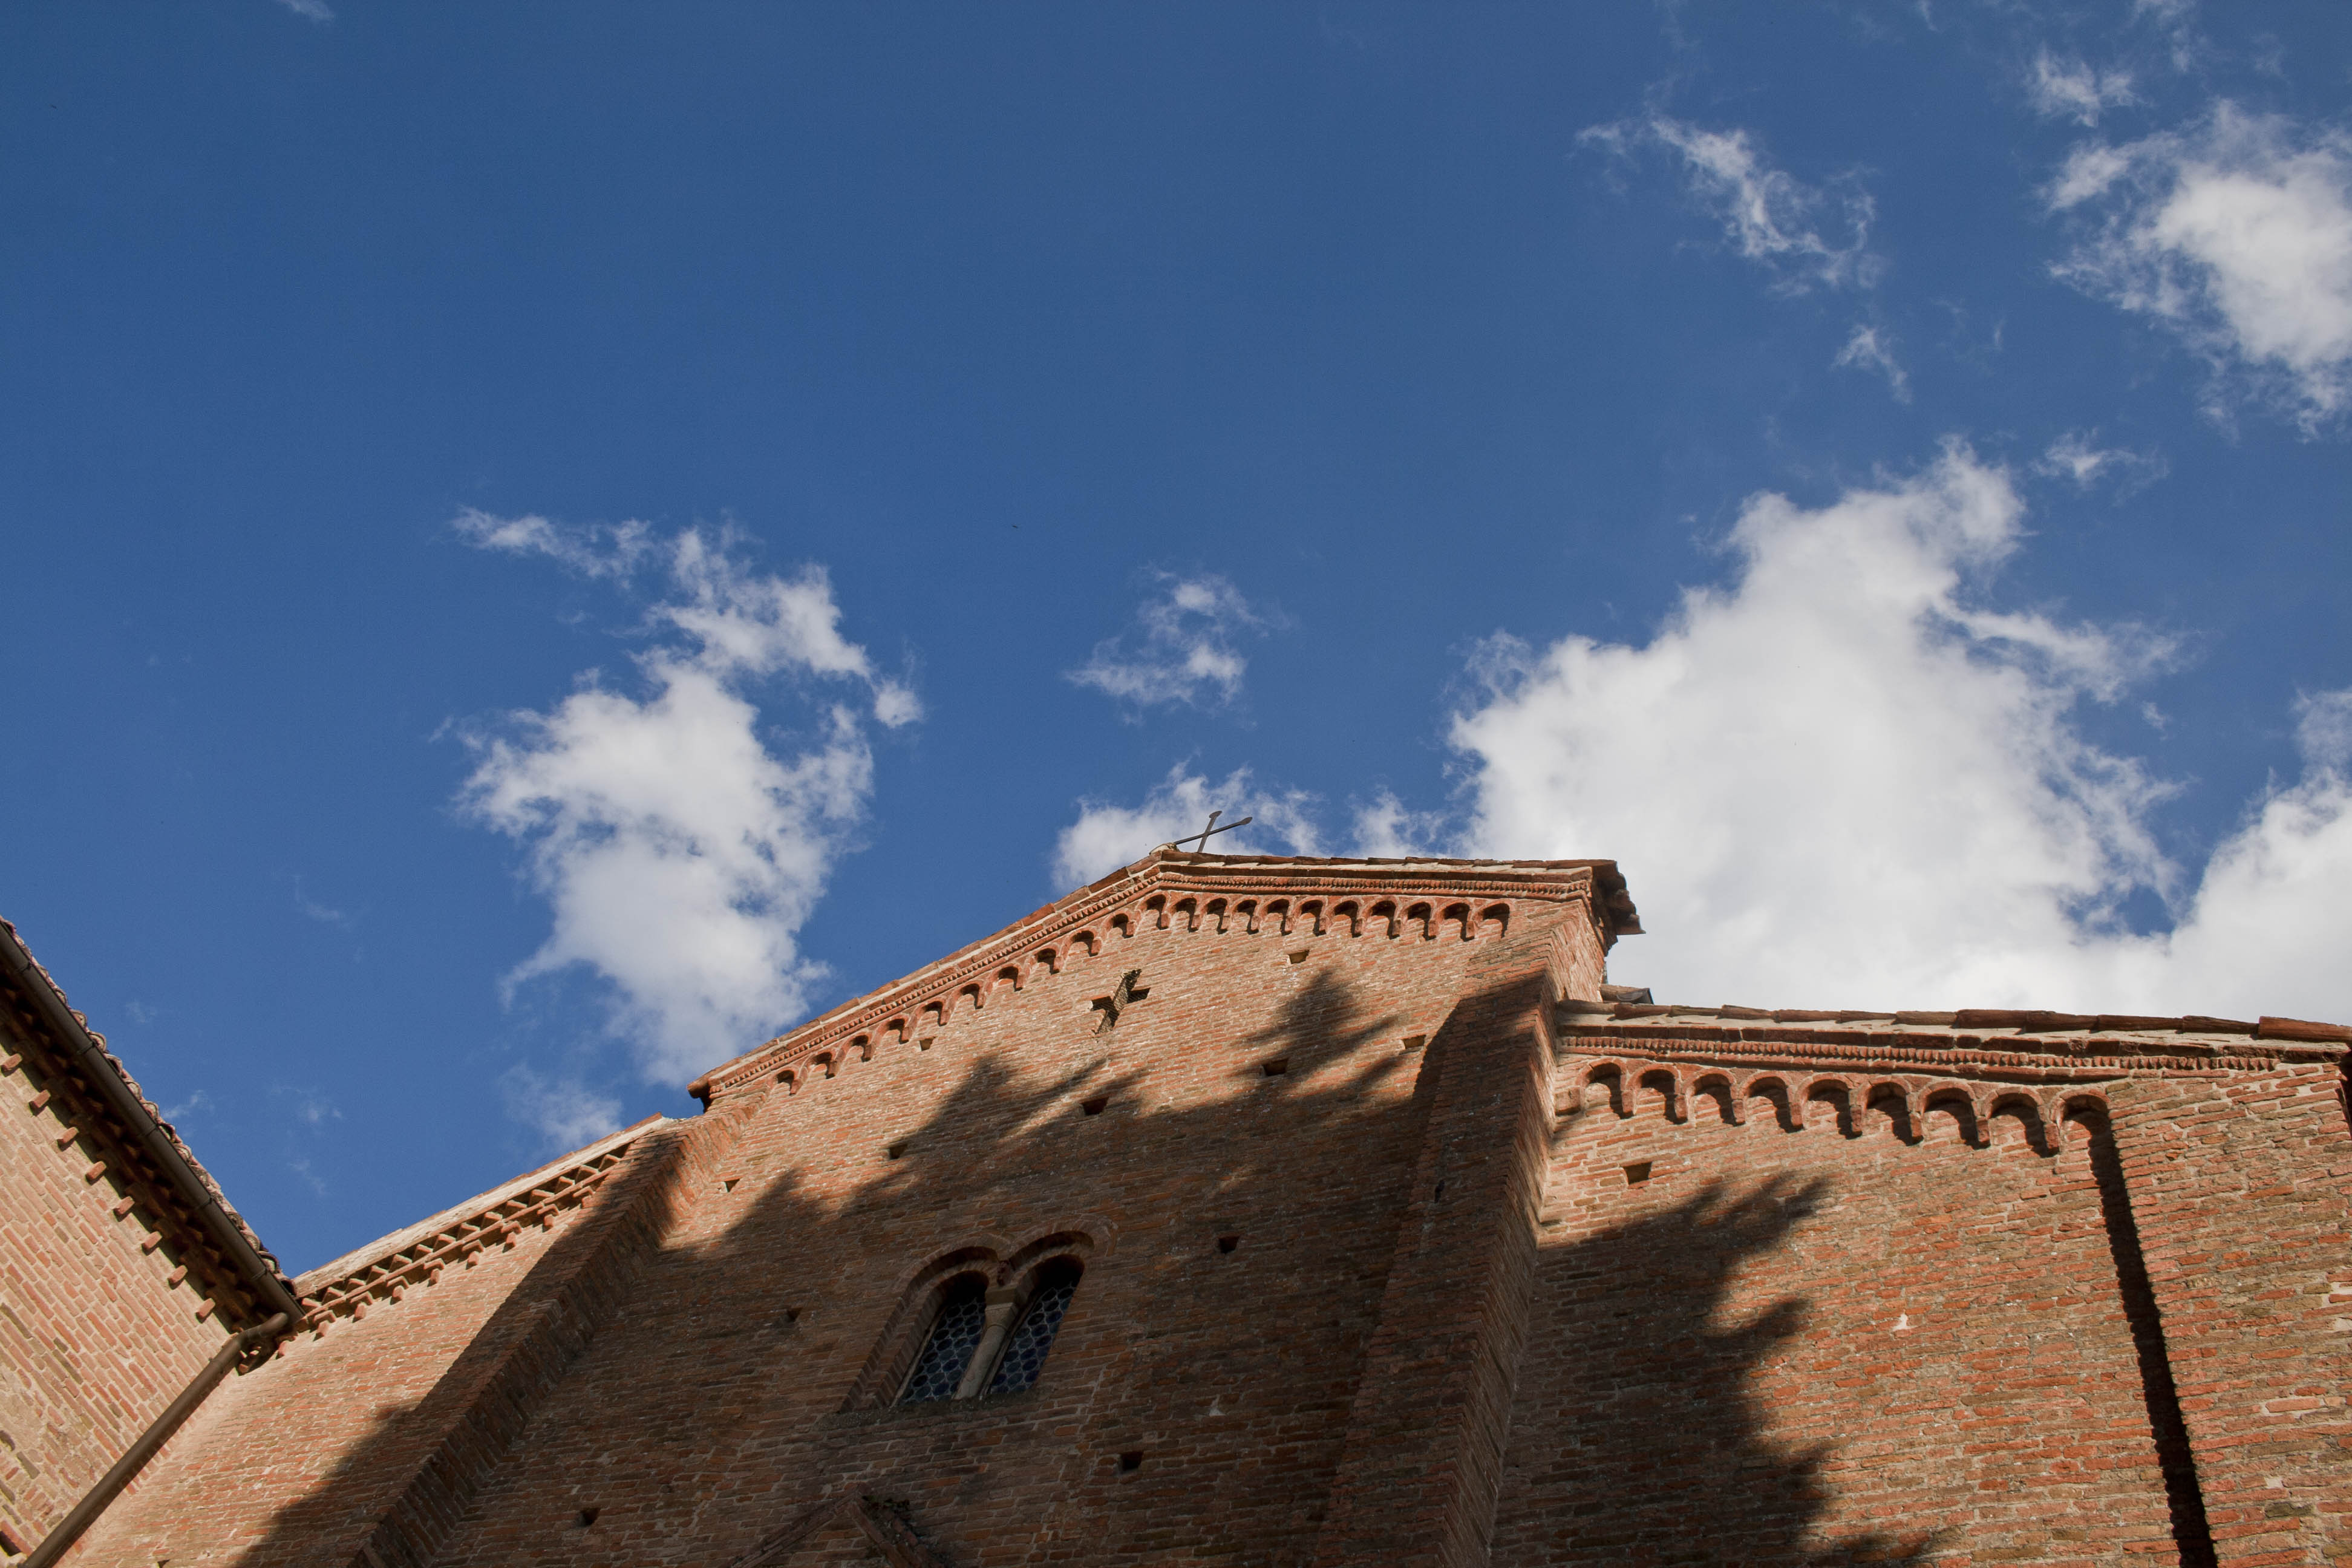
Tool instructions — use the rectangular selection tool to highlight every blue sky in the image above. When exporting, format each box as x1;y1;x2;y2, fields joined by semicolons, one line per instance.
5;1;2349;1270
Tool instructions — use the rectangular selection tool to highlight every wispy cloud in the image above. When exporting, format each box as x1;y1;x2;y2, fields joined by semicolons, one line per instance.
274;1085;342;1128
454;515;918;1085
272;1085;340;1194
501;1065;624;1150
160;1088;210;1123
1053;765;1321;887
2048;103;2352;431
272;0;333;21
2025;51;2137;127
452;509;655;580
2129;0;2208;74
1582;114;1881;293
1832;324;1912;401
290;874;354;929
2034;430;2170;495
1067;573;1275;715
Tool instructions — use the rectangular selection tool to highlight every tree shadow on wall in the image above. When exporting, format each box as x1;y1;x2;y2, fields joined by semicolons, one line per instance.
210;958;1438;1568
1237;966;1402;1075
1497;1173;1937;1566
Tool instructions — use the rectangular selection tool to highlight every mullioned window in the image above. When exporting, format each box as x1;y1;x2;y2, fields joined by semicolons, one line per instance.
897;1260;1083;1405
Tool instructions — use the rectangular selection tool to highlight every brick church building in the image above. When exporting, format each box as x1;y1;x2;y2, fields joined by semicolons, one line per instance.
4;850;2348;1565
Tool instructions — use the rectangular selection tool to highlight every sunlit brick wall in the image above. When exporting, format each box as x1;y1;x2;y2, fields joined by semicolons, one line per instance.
0;1033;228;1557
1500;1042;2352;1568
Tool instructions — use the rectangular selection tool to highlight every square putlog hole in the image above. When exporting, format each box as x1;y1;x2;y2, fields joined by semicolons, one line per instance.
577;1508;601;1527
1261;1059;1289;1077
1623;1161;1654;1185
1286;949;1309;964
1080;1096;1108;1117
1216;1234;1240;1254
1119;1450;1145;1472
887;1141;909;1160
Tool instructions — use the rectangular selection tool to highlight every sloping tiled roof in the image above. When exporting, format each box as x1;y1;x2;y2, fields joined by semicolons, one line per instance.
293;1117;667;1328
1558;998;2352;1071
0;915;300;1328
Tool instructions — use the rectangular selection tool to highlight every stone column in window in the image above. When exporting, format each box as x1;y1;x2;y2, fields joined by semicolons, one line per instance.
952;1286;1022;1399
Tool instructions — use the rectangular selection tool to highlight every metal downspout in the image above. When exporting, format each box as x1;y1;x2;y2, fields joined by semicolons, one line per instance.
22;1313;291;1567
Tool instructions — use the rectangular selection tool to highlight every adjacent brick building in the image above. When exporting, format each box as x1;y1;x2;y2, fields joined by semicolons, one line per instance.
5;851;2347;1565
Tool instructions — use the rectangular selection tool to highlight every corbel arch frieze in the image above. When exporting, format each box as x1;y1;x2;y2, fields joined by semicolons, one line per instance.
1560;1050;2114;1157
708;864;1575;1099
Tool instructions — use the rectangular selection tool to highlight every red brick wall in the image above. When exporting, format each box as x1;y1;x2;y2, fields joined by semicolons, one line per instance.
1495;1047;2189;1566
1310;962;1558;1567
70;885;1596;1566
420;902;1586;1568
35;864;2350;1568
2107;1066;2352;1565
0;1039;229;1555
73;1121;696;1567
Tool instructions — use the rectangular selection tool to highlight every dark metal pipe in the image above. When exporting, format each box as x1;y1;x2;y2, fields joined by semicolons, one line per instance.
23;1312;290;1567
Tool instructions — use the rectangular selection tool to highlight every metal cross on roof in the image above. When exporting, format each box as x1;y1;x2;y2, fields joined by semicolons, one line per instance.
1175;810;1252;854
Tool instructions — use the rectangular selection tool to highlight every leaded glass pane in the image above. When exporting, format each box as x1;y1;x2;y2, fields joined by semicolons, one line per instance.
899;1283;987;1405
987;1270;1079;1395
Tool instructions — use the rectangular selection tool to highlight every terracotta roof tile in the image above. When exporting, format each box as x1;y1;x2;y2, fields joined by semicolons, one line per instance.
1558;996;2351;1051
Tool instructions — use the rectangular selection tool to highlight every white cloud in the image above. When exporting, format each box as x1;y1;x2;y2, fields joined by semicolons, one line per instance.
1053;765;1322;888
1051;451;2352;1024
2027;52;2137;127
1583;116;1880;292
501;1065;624;1150
2050;104;2352;429
2034;430;2170;494
1442;443;2319;1022
456;518;916;1085
1832;324;1912;401
2114;691;2352;1021
1067;574;1271;713
1351;791;1449;858
272;0;333;20
452;508;656;581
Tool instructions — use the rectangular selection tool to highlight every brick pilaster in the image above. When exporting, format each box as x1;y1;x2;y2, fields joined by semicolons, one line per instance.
1310;953;1555;1568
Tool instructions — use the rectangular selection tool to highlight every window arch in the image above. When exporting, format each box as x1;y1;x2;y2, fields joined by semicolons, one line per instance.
892;1258;1084;1405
